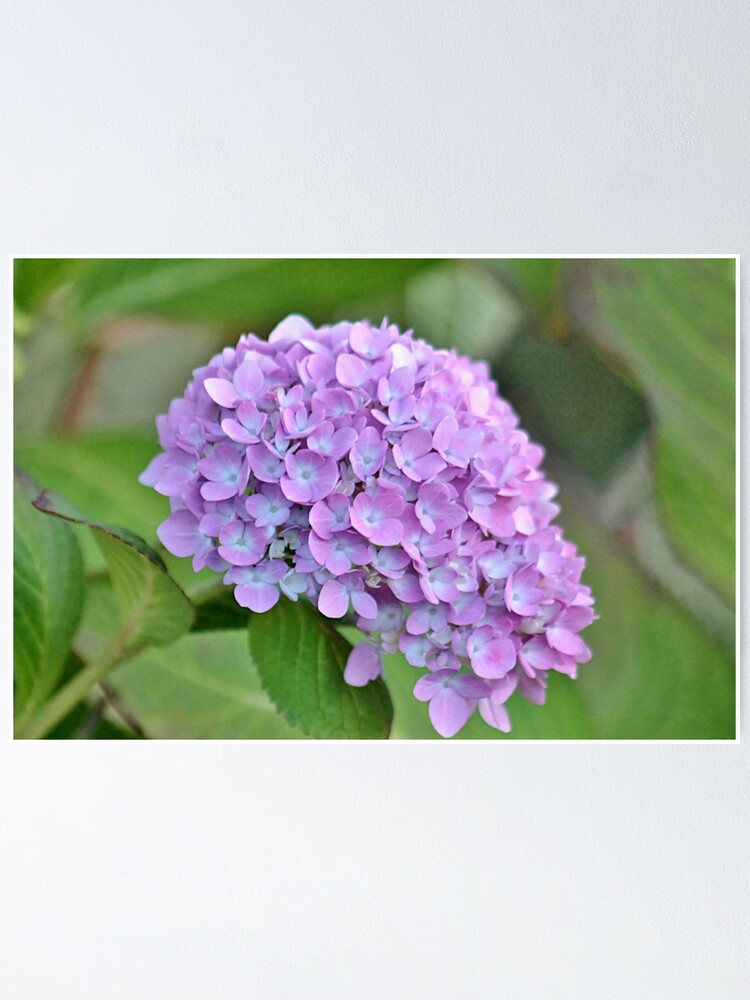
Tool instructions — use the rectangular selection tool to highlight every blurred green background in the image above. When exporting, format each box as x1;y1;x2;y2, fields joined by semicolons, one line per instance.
13;257;736;739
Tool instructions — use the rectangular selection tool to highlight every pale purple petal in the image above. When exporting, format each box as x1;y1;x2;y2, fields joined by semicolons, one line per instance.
268;314;315;342
350;426;387;479
429;688;473;738
389;573;425;604
451;674;492;700
246;444;284;483
468;628;517;679
318;579;349;618
221;418;257;444
235;581;280;612
308;422;357;460
335;353;369;387
281;450;339;504
350;492;404;545
400;633;433;667
309;494;350;539
479;697;511;732
157;510;205;557
233;360;264;399
470;499;516;537
447;593;486;625
351;589;378;619
245;487;291;528
400;428;432;460
139;451;169;487
547;627;591;660
517;669;548;705
217;521;267;566
344;643;384;686
349;321;393;359
153;450;199;496
204;378;239;408
521;636;563;671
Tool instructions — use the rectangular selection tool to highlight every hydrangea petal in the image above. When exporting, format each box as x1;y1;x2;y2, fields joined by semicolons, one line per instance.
318;579;349;618
204;378;239;408
235;581;281;612
344;643;384;686
428;688;473;738
157;509;205;557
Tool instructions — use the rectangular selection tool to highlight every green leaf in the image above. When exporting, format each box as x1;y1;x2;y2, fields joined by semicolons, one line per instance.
570;258;735;603
14;469;85;728
248;600;394;739
109;630;308;739
32;490;194;651
18;258;442;335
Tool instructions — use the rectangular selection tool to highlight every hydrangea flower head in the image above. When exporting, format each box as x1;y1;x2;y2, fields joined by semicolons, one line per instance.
140;314;596;737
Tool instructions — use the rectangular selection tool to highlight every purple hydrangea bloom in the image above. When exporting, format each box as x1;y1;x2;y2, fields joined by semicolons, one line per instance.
141;314;596;738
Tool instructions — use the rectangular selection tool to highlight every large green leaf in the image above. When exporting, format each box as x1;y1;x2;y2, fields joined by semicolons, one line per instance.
17;258;442;335
109;630;307;739
248;600;394;739
14;470;85;728
570;258;735;603
32;490;194;651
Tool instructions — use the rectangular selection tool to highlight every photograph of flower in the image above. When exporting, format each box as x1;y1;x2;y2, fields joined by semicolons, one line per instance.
12;257;736;740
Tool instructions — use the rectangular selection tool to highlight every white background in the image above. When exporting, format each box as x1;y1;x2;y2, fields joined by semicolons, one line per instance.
1;2;747;998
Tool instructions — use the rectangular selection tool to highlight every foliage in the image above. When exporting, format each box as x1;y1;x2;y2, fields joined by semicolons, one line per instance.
13;257;736;739
248;600;394;740
14;470;85;732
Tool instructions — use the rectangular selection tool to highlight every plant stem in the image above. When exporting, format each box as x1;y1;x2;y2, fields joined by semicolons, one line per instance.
17;642;128;740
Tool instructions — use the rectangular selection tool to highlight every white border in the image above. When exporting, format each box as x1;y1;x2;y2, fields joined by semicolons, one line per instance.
9;254;741;744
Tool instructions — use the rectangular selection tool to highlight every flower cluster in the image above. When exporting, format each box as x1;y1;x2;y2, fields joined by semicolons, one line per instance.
140;315;595;737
